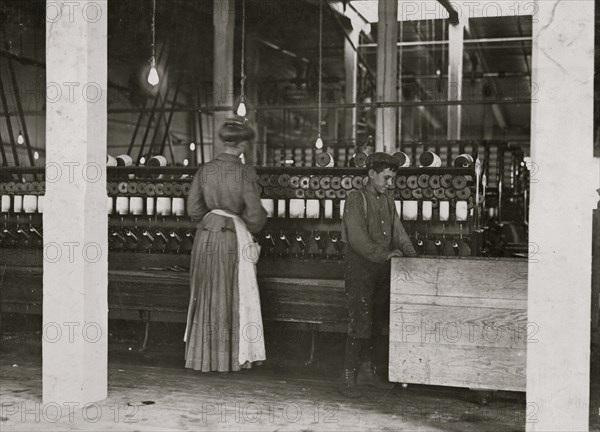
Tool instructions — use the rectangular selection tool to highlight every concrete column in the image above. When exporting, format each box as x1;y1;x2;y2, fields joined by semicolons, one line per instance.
44;0;108;404
527;1;597;430
375;0;398;152
447;20;464;140
213;0;235;157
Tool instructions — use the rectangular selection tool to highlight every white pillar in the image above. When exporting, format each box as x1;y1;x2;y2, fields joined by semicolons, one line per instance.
44;0;108;404
527;1;597;430
375;0;398;152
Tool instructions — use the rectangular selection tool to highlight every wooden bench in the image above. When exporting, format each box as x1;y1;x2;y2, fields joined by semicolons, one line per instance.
0;260;349;361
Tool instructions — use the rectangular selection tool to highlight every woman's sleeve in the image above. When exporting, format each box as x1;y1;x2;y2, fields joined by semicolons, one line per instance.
241;166;267;233
187;167;209;222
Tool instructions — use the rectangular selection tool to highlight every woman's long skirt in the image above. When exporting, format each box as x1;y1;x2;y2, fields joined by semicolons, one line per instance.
184;216;241;372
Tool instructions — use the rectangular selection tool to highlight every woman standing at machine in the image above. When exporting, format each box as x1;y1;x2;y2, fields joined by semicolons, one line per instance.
184;117;267;372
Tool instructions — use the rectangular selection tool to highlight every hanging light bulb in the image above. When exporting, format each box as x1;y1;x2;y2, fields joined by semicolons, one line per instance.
147;0;159;87
139;156;146;165
236;96;247;117
315;136;323;150
183;158;189;166
17;131;24;144
236;0;248;118
148;58;159;86
33;151;39;160
189;142;196;151
315;0;324;152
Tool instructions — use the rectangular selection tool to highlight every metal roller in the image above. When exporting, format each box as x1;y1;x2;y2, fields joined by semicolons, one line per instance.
434;188;446;199
154;183;165;196
268;175;279;187
392;151;410;167
24;182;34;192
440;174;453;188
262;186;274;197
118;182;129;194
330;176;342;190
325;190;336;199
259;173;271;187
305;189;316;199
393;189;402;199
0;184;6;193
445;188;456;199
456;188;472;199
14;183;25;193
182;183;191;196
309;177;321;190
295;189;305;199
335;189;346;199
289;176;300;188
411;189;423;199
145;183;156;197
353;152;368;167
400;189;412;200
320;176;332;190
341;176;353;190
315;190;326;199
454;153;474;168
422;188;434;199
467;196;475;209
299;176;310;190
428;175;441;189
137;182;147;195
107;183;119;195
406;175;419;189
285;188;296;199
5;182;16;192
278;174;290;188
431;197;439;208
417;174;430;188
273;187;284;196
37;181;46;192
351;176;363;189
173;183;184;197
127;182;138;195
395;176;407;189
451;175;468;190
316;152;334;167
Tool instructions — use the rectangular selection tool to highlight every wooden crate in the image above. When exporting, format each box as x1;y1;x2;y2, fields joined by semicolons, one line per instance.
389;256;528;391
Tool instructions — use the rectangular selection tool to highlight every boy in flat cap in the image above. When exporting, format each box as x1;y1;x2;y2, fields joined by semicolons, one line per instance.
339;152;417;398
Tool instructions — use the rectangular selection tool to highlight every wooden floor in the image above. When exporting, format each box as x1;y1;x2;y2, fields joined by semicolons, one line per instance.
0;329;598;431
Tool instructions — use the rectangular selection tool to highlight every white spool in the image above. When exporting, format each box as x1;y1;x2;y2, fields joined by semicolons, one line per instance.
107;196;114;215
394;200;402;216
146;197;155;216
339;200;345;218
23;195;37;213
456;201;468;221
116;154;134;166
289;199;306;219
148;155;168;167
13;195;23;213
106;154;118;167
37;195;44;213
156;197;172;216
419;151;442;168
116;197;129;215
305;199;320;219
277;199;286;218
402;201;418;221
1;195;10;213
422;201;432;221
324;200;333;219
261;199;275;218
439;201;450;221
130;197;144;215
172;197;185;216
